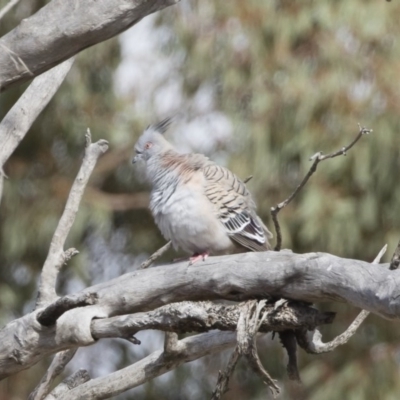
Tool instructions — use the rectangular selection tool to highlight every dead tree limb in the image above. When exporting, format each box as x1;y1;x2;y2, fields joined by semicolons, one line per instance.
58;331;236;400
0;249;398;380
297;244;387;354
0;58;74;174
36;130;108;307
29;349;78;400
271;124;372;251
0;0;180;92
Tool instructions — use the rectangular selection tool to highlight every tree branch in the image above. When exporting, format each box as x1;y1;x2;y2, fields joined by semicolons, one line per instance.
36;131;108;307
0;58;74;172
59;331;236;400
1;250;398;379
90;301;334;341
271;124;372;251
37;292;99;327
296;244;387;354
0;0;22;22
45;369;90;400
0;0;180;92
29;349;77;400
140;241;172;269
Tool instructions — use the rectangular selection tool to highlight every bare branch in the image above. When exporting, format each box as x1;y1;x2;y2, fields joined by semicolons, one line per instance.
210;346;240;400
1;249;399;379
60;332;236;400
237;301;280;397
45;369;90;400
271;125;372;251
0;58;74;170
36;136;109;307
296;309;370;354
140;241;172;269
297;244;387;354
29;349;77;400
91;301;334;341
0;0;22;21
37;292;99;327
0;0;180;92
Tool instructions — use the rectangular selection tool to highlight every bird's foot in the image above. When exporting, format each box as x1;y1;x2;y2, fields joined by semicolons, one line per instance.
188;252;209;266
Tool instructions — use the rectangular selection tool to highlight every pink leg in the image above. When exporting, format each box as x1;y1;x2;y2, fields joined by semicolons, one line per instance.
189;252;209;266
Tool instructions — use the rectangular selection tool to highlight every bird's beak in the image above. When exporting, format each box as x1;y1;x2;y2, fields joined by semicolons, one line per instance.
132;156;138;164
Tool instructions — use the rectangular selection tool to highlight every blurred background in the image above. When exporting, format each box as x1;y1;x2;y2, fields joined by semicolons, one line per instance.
1;0;400;399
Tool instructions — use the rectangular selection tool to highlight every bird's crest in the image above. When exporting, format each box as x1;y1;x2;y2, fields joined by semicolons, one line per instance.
147;117;173;135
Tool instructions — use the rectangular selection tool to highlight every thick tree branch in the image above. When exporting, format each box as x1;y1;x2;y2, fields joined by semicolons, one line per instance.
296;244;387;354
0;0;180;92
59;331;236;400
90;301;334;341
0;250;399;379
0;58;74;171
36;132;108;307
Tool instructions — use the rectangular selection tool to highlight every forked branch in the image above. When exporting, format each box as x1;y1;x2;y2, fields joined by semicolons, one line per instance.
271;124;372;251
36;130;108;307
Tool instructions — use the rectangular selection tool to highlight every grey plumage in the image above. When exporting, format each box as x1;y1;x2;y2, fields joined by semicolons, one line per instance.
133;118;272;258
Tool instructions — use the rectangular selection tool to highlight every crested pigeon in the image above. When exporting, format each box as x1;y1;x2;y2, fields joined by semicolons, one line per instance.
132;118;273;264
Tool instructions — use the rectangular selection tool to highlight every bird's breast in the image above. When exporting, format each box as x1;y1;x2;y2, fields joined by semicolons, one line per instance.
149;185;233;254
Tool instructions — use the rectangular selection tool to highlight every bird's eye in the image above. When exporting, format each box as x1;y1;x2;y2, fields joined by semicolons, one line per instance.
145;142;153;149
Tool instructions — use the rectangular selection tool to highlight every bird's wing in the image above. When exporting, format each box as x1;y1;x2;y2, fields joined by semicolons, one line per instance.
202;163;272;251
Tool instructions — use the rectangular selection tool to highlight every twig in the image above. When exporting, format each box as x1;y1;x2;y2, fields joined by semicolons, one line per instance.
0;0;21;21
140;241;172;269
210;346;240;400
29;349;77;400
36;132;108;307
271;124;372;251
37;292;98;327
297;244;387;354
243;175;253;184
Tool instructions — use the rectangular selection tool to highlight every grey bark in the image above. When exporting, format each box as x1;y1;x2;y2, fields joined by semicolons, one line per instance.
0;58;74;171
0;0;179;92
0;250;398;380
59;331;237;400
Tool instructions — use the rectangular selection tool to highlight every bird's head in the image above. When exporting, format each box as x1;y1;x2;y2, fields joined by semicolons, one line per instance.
132;117;174;164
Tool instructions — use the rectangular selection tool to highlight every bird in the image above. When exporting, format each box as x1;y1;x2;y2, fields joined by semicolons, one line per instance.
132;117;273;264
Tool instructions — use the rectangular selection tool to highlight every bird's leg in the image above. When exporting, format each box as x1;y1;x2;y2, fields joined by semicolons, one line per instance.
188;252;209;266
